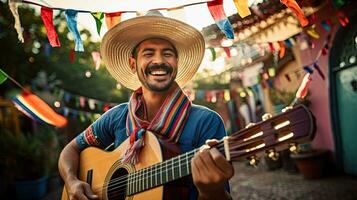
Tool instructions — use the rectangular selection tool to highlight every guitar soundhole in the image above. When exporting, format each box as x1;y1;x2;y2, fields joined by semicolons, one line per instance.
107;167;128;200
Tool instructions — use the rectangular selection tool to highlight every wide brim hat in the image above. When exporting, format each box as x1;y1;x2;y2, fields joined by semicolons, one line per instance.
100;15;205;90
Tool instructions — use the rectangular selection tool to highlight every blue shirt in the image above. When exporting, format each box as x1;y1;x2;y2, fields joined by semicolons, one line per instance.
76;103;228;199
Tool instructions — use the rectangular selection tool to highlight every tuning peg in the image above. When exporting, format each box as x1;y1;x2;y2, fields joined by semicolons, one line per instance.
289;143;299;154
262;113;272;121
245;122;256;128
282;106;293;113
267;149;279;161
248;156;259;167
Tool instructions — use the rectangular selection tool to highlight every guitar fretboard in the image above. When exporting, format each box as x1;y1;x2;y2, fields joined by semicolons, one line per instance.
126;148;199;195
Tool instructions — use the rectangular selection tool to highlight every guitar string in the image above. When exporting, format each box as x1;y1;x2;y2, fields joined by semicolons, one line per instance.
92;145;223;194
90;118;311;195
103;145;228;198
93;144;226;194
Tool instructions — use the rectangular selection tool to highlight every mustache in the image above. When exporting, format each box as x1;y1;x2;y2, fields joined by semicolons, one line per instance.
145;63;173;74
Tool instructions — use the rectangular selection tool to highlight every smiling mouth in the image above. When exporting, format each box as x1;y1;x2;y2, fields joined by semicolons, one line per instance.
149;69;169;76
146;64;173;77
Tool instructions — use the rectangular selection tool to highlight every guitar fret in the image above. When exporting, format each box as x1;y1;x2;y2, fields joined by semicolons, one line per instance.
145;168;148;191
178;155;182;177
186;152;190;175
171;158;175;180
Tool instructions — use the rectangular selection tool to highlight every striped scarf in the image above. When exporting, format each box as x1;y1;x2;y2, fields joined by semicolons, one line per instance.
123;86;191;164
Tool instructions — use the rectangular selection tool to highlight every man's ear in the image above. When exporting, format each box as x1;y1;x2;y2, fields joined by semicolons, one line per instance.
128;57;136;73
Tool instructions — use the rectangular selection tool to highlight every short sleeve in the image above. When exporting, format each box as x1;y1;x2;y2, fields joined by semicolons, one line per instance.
75;104;127;151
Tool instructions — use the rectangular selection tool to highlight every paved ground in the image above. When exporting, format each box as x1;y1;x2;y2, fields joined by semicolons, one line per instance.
42;161;357;200
230;162;357;200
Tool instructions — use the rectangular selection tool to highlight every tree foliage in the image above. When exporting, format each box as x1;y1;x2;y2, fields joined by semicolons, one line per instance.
0;2;129;103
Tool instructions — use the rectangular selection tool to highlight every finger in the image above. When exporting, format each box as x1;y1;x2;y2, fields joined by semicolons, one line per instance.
210;148;234;178
205;139;219;146
83;184;98;200
198;150;226;177
73;193;89;200
191;156;201;181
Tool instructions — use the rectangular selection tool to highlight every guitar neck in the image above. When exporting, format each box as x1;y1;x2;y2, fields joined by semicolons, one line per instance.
127;105;316;195
127;144;225;195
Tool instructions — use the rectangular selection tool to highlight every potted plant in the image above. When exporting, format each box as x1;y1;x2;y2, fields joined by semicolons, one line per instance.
290;142;331;179
0;127;52;199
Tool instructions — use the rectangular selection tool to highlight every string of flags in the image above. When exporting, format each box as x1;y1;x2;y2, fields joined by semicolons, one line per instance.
6;0;309;52
0;68;68;127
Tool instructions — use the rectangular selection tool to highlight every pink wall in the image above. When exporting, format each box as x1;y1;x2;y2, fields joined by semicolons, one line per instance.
297;4;338;153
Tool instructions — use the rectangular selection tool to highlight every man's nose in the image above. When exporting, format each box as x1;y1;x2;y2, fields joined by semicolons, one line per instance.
152;53;165;64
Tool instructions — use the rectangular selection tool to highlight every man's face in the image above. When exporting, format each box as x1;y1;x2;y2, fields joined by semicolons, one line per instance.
129;38;178;92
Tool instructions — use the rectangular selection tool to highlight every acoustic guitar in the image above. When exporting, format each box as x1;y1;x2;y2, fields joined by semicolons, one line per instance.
61;105;316;200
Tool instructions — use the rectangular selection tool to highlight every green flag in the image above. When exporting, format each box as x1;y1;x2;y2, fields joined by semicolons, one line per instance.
91;12;104;36
0;69;8;85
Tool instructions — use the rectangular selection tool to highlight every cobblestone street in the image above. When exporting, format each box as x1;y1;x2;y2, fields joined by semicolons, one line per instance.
230;162;357;200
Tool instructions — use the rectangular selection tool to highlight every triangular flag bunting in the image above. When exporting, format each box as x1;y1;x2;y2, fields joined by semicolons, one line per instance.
8;0;24;43
233;0;251;18
207;0;234;39
105;12;122;30
65;9;84;52
306;27;320;39
91;51;101;70
280;0;309;27
12;91;67;127
209;47;216;61
278;41;286;58
91;12;104;36
41;7;61;47
223;47;231;58
313;63;325;80
0;69;8;85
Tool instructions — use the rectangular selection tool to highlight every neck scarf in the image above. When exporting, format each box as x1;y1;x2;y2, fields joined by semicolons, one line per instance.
123;85;191;164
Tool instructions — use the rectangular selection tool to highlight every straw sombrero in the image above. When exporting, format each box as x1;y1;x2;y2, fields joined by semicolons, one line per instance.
100;15;205;90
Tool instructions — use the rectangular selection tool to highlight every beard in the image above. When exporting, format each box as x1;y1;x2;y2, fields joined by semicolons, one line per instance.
138;63;176;92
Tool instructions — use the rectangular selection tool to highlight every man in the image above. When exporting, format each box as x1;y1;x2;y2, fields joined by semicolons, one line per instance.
58;13;234;200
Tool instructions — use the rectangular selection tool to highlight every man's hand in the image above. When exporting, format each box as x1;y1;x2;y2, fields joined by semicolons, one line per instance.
191;139;234;200
65;177;98;200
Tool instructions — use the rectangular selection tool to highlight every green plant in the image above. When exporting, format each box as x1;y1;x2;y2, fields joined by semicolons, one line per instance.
0;126;58;181
269;89;295;105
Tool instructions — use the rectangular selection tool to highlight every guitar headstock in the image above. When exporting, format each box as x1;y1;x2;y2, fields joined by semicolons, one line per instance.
226;104;316;164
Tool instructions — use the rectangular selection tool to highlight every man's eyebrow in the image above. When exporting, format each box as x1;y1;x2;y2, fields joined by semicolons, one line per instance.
141;48;155;53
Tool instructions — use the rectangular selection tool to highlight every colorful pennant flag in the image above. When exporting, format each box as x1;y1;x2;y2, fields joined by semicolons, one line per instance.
0;69;8;85
8;0;24;43
296;73;312;99
41;7;61;47
12;91;67;127
313;63;325;80
336;10;349;27
280;0;309;27
223;47;231;58
278;41;286;58
91;12;104;36
321;19;332;32
105;12;122;30
306;27;320;39
209;47;216;61
233;0;251;18
65;9;84;52
91;51;101;70
303;66;314;74
207;0;234;39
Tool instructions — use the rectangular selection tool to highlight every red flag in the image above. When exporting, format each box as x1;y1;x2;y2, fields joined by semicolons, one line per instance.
280;0;309;27
41;7;60;47
278;41;286;58
105;12;122;30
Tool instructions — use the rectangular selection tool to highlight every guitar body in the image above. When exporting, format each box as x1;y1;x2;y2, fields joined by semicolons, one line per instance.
61;105;316;200
62;132;172;200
